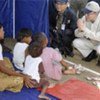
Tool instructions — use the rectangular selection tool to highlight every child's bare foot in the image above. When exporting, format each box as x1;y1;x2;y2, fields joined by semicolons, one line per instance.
38;95;51;100
63;69;76;75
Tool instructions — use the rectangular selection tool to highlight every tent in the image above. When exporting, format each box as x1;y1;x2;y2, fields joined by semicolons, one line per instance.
0;0;49;38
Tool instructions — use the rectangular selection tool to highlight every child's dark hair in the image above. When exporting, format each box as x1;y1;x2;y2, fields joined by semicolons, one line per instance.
17;28;32;42
32;32;47;43
28;41;43;57
32;32;47;48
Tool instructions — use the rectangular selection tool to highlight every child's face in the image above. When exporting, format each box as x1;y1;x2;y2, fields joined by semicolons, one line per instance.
0;27;4;40
23;36;32;44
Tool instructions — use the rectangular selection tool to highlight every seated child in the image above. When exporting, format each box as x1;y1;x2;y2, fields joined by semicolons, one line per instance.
0;23;34;92
13;28;32;71
23;42;50;100
32;32;76;80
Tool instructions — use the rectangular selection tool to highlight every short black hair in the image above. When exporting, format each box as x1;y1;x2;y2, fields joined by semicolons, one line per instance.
28;41;43;57
17;28;32;42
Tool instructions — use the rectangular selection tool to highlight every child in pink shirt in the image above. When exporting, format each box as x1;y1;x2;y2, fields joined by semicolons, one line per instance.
32;32;76;80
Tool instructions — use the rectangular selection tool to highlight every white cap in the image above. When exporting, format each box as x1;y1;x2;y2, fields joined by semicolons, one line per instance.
83;1;100;14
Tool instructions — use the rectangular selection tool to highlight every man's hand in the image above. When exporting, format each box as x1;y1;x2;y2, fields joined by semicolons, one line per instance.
77;19;85;31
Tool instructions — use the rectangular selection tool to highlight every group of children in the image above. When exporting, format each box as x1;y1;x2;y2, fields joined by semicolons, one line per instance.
0;25;76;99
0;24;35;93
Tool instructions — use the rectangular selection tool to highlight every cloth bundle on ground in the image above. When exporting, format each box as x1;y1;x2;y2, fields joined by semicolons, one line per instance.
46;78;100;100
0;57;23;92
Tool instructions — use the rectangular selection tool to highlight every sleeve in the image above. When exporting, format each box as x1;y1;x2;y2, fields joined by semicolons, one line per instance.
83;27;100;42
70;9;77;31
75;29;86;38
52;48;62;62
0;45;3;60
74;16;86;38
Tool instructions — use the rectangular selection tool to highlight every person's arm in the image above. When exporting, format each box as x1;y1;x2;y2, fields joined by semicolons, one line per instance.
38;62;45;78
77;16;100;41
25;47;29;59
60;59;68;70
70;9;77;31
75;29;85;37
82;28;100;42
74;16;87;37
0;60;35;88
0;60;22;76
75;17;86;37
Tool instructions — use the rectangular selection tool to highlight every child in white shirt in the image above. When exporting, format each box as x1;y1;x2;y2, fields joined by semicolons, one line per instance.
23;41;50;100
0;23;35;92
13;28;32;71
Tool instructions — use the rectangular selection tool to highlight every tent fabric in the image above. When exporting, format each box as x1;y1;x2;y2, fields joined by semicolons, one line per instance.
0;87;58;100
0;0;49;38
47;78;100;100
0;0;13;37
15;0;49;38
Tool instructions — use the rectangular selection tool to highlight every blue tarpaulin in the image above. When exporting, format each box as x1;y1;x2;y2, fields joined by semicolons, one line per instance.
0;87;58;100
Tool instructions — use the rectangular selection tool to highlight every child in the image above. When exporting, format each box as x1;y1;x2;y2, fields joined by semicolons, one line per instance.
13;28;32;71
23;42;50;100
0;23;34;92
32;32;76;80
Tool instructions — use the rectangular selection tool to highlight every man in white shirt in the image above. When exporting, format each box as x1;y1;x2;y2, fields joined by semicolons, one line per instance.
73;1;100;65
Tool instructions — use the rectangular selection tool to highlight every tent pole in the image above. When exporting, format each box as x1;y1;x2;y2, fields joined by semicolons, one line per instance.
13;0;15;39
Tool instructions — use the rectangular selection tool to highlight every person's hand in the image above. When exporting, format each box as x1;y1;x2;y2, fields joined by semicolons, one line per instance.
77;19;85;31
23;75;36;88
